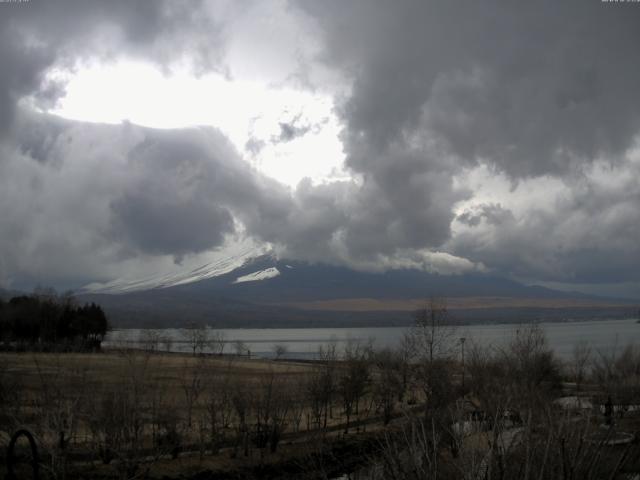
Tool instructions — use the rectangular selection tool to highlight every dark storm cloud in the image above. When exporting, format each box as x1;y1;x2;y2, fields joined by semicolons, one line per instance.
13;110;69;164
297;0;640;177
0;112;292;286
111;193;234;259
108;127;292;259
244;153;464;267
107;126;292;258
0;23;53;135
285;0;640;288
259;179;353;262
109;160;236;259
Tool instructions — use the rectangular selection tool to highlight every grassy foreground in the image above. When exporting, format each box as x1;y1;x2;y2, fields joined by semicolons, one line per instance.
0;348;401;479
2;324;640;479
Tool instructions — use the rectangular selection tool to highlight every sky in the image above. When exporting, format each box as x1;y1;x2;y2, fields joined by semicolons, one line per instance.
0;0;639;299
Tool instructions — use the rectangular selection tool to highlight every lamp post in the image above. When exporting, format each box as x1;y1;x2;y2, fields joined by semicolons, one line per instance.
460;337;466;390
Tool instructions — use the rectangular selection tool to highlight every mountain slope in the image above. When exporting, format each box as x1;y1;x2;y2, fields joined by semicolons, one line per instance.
78;255;637;328
83;247;260;294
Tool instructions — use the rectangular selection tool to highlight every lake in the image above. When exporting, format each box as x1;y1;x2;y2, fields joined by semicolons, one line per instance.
104;318;640;361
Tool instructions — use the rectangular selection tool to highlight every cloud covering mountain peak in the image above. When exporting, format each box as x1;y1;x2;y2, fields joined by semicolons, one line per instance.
0;0;639;299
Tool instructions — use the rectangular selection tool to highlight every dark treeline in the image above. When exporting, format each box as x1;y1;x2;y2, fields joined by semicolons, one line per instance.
0;289;109;351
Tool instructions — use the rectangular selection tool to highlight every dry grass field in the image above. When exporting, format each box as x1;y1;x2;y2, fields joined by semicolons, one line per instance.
2;328;640;480
1;349;314;393
0;348;397;479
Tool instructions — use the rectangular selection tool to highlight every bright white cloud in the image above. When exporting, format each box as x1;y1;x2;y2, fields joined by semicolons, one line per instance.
46;60;347;187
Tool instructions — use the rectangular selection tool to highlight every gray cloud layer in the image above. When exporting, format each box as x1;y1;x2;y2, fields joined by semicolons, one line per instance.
1;111;293;287
450;161;640;284
289;0;640;292
299;1;640;177
1;0;640;296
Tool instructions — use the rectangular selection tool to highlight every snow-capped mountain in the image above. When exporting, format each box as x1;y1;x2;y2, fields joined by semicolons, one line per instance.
82;246;263;294
78;252;636;328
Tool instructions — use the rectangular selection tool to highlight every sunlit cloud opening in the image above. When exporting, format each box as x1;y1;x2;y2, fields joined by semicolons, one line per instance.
44;59;347;187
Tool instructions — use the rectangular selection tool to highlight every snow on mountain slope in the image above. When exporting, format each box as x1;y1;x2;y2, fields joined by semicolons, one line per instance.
233;267;280;284
83;246;264;294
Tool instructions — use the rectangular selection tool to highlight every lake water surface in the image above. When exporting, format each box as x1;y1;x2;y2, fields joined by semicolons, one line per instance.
105;318;640;361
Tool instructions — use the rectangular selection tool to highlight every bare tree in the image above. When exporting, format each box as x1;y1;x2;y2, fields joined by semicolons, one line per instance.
230;377;251;457
406;298;459;423
87;350;151;479
410;297;457;363
371;334;639;480
592;343;640;416
306;368;328;431
310;341;338;429
252;368;291;453
203;361;235;454
371;348;404;425
233;339;248;357
88;386;145;479
180;357;205;428
32;354;88;480
182;322;209;356
209;329;226;355
501;323;561;409
338;339;371;433
0;359;24;434
571;339;592;393
396;334;414;402
161;335;173;353
287;379;307;433
372;405;639;480
466;341;509;417
140;329;161;353
273;343;288;360
373;418;448;479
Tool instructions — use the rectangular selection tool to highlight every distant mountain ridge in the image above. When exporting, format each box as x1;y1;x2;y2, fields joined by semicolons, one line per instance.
77;254;638;328
162;255;576;301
